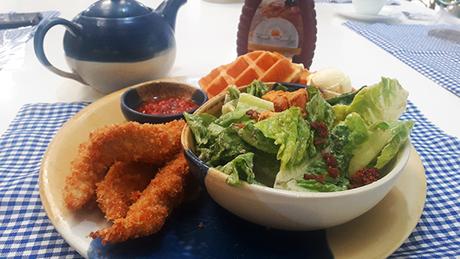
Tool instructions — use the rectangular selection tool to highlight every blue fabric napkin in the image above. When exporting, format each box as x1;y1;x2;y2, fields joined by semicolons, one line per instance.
345;21;460;97
0;102;459;258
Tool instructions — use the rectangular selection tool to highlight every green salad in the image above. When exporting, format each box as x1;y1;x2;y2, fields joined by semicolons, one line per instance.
185;78;413;192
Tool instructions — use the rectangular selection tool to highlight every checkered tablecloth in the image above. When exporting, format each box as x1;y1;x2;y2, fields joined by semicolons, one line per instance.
344;22;460;97
0;102;459;258
0;11;59;70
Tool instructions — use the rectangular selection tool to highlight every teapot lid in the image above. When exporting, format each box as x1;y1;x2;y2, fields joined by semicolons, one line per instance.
81;0;151;18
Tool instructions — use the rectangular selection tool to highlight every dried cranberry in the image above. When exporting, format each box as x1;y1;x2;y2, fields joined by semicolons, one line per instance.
314;137;327;147
322;152;337;167
311;121;328;138
304;174;325;184
327;167;339;178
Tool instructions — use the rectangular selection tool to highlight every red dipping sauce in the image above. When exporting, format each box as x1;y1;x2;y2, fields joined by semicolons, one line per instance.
137;97;198;116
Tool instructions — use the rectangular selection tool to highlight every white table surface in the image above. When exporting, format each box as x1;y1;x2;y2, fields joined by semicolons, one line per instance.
0;0;459;138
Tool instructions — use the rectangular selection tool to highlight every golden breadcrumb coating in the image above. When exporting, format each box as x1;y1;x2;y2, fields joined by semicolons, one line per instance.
63;120;185;210
90;153;189;244
96;162;156;221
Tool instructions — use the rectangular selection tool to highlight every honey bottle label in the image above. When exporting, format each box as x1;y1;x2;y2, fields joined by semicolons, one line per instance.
248;0;304;58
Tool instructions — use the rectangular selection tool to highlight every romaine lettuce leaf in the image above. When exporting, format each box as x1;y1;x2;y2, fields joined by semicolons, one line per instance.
347;77;409;125
293;116;311;166
236;122;279;154
329;126;351;176
374;121;413;169
184;112;217;146
245;80;269;97
223;81;273;115
332;104;348;124
201;127;250;166
343;112;370;145
347;125;392;175
222;102;237;115
272;152;320;190
222;86;241;114
327;113;370;179
253;108;317;189
326;86;366;106
330;112;413;178
236;93;274;112
347;120;413;176
272;148;351;192
254;107;311;169
214;109;250;127
207;122;225;137
252;151;280;187
226;85;241;101
218;153;255;185
306;87;335;129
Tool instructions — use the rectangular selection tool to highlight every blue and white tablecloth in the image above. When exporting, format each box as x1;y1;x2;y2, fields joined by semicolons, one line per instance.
0;11;59;70
345;21;460;97
0;102;459;258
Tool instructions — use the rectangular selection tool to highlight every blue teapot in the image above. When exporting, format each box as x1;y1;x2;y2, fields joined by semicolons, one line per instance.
34;0;186;93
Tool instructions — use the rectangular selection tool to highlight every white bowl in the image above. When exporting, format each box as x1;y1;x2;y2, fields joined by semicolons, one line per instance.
353;0;386;15
181;84;411;230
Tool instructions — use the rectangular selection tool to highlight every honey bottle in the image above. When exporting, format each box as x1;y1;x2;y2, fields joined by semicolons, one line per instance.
237;0;317;68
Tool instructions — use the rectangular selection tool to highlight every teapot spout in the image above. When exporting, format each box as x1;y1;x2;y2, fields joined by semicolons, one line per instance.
156;0;186;31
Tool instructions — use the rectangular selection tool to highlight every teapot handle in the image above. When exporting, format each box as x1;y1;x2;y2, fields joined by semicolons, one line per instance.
33;18;87;84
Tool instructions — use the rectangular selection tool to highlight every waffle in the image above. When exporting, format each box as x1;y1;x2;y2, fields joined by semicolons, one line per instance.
199;51;309;97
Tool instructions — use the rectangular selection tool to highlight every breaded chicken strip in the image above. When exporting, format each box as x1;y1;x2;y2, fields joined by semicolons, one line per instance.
64;120;185;210
96;162;156;221
262;89;308;115
90;153;189;244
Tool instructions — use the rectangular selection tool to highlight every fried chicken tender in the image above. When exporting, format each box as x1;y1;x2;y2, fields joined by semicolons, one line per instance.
96;162;156;221
90;153;189;244
64;120;185;210
262;89;308;115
